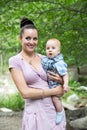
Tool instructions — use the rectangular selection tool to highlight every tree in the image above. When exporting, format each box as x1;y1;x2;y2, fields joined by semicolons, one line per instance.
0;0;87;72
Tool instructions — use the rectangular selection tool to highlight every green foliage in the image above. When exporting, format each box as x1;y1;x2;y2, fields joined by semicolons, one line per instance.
63;78;87;100
69;78;81;90
79;76;87;86
0;92;24;111
0;0;87;72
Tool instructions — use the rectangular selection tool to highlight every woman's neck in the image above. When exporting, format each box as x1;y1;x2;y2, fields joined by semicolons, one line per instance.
21;50;36;65
21;50;35;58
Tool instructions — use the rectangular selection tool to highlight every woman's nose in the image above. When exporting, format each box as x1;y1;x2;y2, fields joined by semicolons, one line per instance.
30;39;34;43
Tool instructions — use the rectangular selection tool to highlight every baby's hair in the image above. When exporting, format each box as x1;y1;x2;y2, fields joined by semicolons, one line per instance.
47;38;61;45
20;17;37;36
46;38;61;51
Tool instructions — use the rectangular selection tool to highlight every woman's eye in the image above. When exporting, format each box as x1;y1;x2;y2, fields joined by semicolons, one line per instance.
26;37;31;40
33;37;38;41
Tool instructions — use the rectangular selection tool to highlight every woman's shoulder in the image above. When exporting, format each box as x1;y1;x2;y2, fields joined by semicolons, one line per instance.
37;53;46;59
9;53;23;70
9;53;22;63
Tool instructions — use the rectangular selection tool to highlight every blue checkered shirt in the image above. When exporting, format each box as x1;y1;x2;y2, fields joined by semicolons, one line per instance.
41;53;67;88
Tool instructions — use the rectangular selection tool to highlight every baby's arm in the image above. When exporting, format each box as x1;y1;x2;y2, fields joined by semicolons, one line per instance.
56;59;69;92
63;73;69;92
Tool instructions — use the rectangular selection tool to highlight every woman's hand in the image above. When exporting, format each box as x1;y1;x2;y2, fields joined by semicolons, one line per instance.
54;86;64;97
47;72;63;85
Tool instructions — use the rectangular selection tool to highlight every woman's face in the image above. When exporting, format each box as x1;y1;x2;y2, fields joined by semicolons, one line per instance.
20;28;38;53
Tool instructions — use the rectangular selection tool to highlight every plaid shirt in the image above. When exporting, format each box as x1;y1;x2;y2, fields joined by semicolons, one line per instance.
41;53;67;88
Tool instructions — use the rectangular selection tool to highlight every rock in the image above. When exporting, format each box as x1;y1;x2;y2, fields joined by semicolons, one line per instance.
66;122;75;130
66;108;85;122
66;94;80;107
68;67;79;81
75;98;87;108
0;108;13;112
70;116;87;130
66;107;87;130
77;86;87;91
79;65;87;75
62;102;77;110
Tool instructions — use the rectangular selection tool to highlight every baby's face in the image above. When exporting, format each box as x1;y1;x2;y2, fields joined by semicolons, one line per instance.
46;39;60;58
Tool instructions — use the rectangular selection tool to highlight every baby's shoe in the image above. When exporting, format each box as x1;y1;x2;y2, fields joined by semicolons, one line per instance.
56;111;64;124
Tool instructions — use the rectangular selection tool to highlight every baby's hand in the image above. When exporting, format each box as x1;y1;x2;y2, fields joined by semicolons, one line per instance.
63;85;70;93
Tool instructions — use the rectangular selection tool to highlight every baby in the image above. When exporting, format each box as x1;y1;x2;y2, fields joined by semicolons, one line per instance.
42;38;69;124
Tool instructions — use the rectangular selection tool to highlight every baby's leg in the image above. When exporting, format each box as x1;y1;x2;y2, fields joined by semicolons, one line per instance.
52;96;62;112
52;96;64;124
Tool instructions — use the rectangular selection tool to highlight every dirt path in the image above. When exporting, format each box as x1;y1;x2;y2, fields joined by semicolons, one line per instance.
0;112;22;130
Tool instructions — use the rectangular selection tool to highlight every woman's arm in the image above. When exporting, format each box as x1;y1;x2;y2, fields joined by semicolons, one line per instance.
10;68;64;99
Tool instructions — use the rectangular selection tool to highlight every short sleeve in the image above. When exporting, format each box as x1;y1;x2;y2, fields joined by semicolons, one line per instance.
38;54;46;59
55;60;68;76
41;58;47;72
9;56;22;71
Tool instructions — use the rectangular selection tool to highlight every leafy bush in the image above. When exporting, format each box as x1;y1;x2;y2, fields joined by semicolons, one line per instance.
69;79;81;90
0;92;24;111
63;79;87;100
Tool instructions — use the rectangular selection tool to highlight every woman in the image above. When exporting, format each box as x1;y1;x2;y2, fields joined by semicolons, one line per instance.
9;17;66;130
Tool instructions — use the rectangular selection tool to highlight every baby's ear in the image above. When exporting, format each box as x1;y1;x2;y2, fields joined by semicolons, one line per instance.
58;49;60;54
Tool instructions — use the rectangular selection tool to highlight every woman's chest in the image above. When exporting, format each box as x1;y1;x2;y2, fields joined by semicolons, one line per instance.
21;61;47;85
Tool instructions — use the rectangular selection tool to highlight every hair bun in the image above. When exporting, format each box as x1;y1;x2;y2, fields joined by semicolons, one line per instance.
20;17;34;28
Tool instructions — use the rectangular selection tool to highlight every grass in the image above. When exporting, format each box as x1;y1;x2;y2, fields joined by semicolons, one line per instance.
0;73;24;111
62;78;87;102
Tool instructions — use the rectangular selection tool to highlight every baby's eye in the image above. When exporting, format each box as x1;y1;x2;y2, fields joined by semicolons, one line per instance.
52;47;55;49
47;47;49;50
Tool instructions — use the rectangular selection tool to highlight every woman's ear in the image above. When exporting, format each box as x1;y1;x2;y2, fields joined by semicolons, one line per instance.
18;35;22;41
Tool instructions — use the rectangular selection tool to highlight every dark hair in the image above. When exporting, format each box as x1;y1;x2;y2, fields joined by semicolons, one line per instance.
20;17;37;36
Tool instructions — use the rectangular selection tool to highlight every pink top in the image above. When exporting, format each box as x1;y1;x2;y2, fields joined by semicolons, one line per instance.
9;53;66;130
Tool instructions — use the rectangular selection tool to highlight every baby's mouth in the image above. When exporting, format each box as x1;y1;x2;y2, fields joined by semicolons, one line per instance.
49;53;52;56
